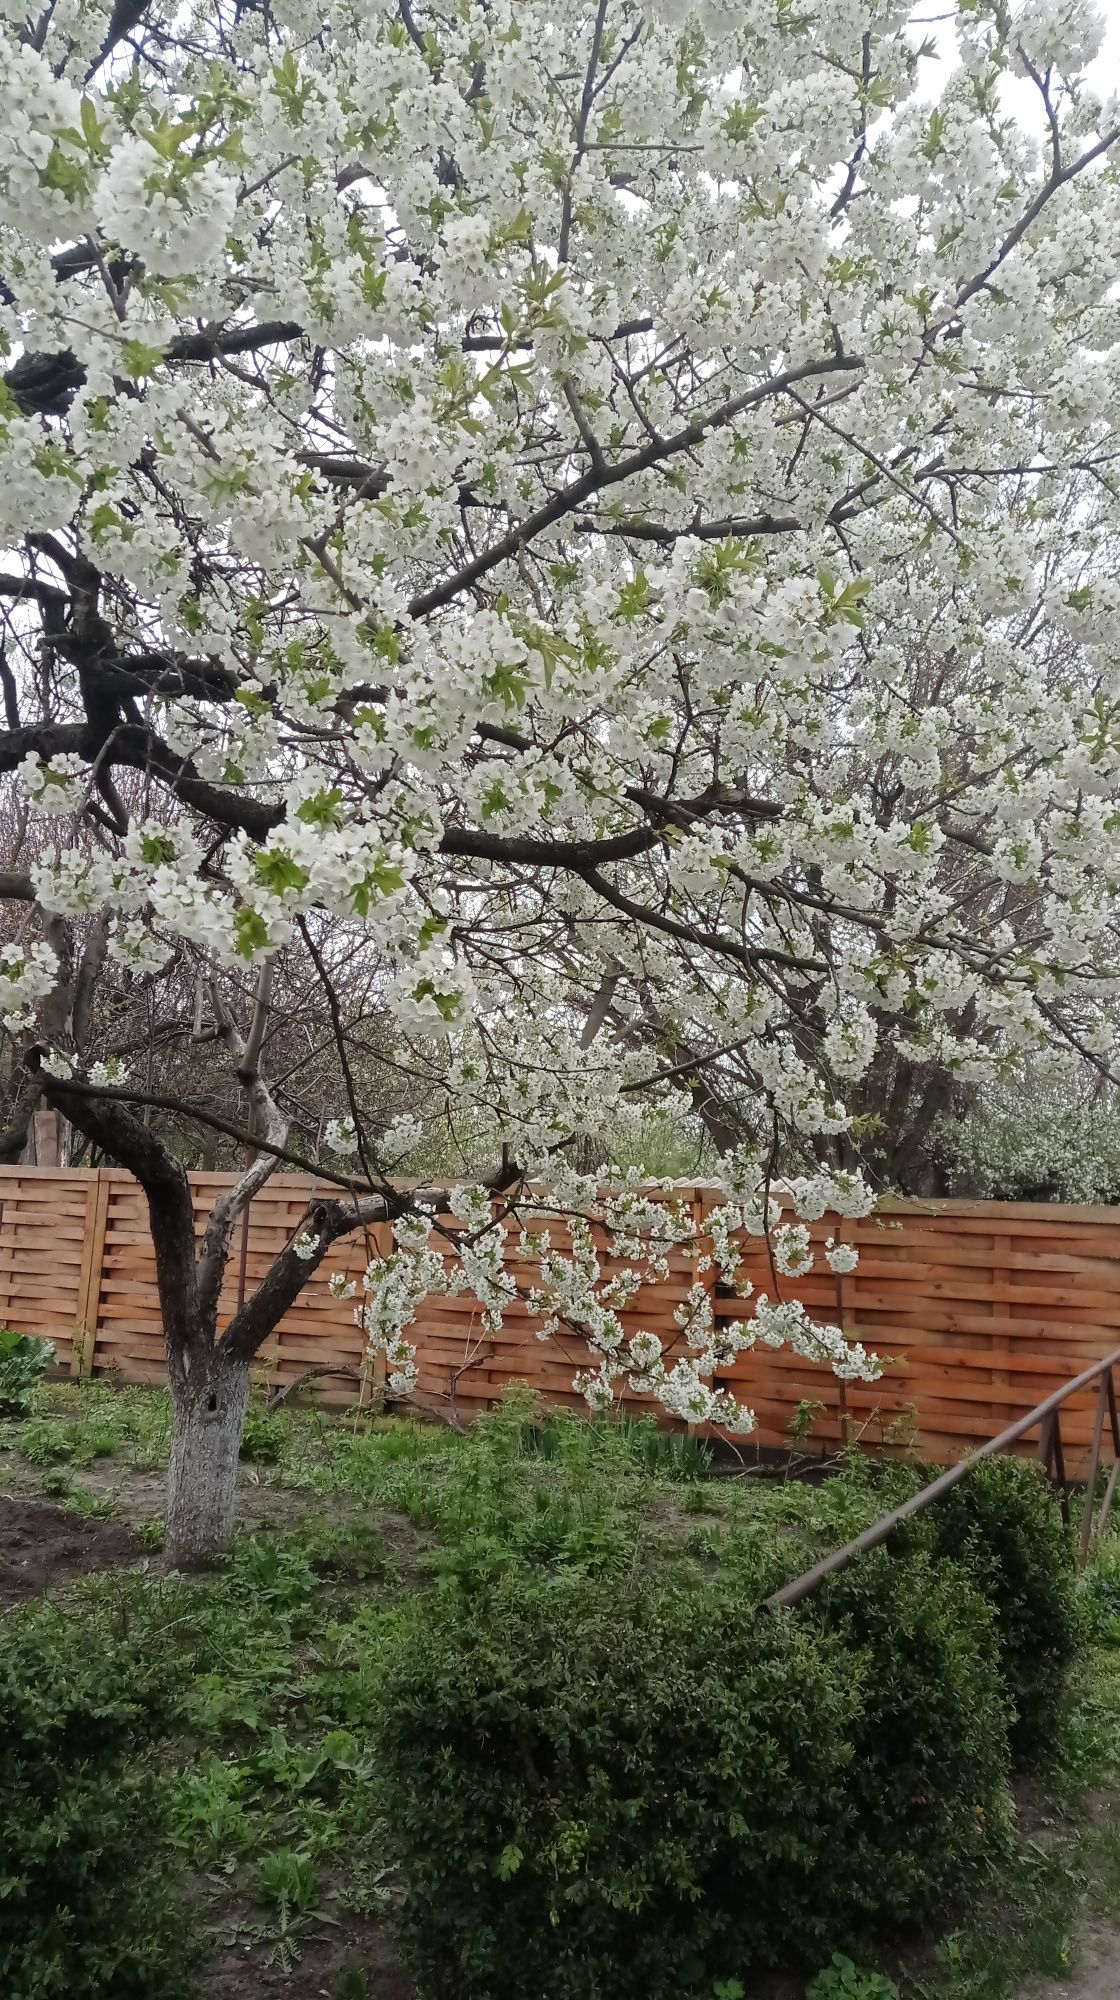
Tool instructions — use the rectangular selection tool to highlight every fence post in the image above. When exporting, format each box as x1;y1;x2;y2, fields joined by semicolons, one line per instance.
358;1343;387;1409
72;1170;110;1380
0;1185;8;1331
992;1227;1012;1442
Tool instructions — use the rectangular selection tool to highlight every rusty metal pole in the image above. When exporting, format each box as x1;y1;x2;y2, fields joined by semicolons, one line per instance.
765;1341;1120;1612
1052;1412;1071;1528
1080;1370;1110;1565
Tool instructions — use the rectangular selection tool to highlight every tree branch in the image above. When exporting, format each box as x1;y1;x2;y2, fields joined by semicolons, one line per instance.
196;966;288;1326
217;1193;390;1364
34;1053;204;1361
407;353;863;616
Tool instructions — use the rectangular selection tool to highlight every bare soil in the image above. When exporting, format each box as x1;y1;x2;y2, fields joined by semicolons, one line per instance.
202;1916;415;2000
0;1493;142;1605
1018;1919;1120;2000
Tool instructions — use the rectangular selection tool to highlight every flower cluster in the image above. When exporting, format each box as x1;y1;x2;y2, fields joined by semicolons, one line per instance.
356;1174;878;1433
0;941;58;1031
825;1239;860;1276
17;754;85;818
324;1117;358;1157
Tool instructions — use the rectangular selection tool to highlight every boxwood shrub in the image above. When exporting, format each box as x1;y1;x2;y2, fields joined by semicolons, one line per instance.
0;1601;196;2000
908;1455;1077;1758
377;1570;863;1999
375;1546;1014;2000
808;1547;1013;1923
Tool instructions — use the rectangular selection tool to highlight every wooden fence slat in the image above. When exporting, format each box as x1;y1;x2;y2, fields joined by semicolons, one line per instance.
71;1170;110;1381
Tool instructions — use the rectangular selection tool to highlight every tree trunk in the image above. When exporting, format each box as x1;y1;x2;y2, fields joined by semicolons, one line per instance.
165;1352;250;1565
20;1105;71;1166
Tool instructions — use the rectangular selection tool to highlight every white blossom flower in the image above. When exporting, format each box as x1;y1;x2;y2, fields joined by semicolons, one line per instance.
324;1116;359;1156
381;1112;423;1163
0;0;1114;1455
18;752;86;816
88;1059;130;1087
773;1223;814;1277
96;135;237;280
106;920;173;977
0;940;58;1030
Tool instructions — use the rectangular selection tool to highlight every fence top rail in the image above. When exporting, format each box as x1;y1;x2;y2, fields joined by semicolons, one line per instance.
764;1340;1120;1613
872;1195;1120;1224
0;1165;1115;1226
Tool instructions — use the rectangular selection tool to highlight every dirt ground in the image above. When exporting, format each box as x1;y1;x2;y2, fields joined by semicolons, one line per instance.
0;1445;368;1533
0;1493;141;1604
1017;1921;1120;2000
202;1919;415;2000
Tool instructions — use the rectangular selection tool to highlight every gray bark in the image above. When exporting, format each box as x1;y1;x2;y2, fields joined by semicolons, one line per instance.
165;1353;250;1566
19;1104;70;1166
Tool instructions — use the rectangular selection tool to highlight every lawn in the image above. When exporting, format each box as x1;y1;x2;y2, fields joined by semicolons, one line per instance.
2;1380;1120;2000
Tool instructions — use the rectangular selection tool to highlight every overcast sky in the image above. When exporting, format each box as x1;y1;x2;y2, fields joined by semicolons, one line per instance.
914;0;1120;115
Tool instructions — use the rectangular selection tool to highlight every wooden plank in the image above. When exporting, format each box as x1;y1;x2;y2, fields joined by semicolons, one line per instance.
873;1195;1120;1223
71;1172;111;1381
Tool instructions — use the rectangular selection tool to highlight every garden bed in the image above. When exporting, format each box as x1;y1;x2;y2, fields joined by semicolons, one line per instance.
0;1494;141;1605
2;1382;1120;2000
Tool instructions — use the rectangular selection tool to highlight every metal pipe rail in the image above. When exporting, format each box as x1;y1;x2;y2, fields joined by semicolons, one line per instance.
765;1342;1120;1613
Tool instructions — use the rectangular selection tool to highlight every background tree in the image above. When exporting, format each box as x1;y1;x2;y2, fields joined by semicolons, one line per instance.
933;1052;1120;1205
1;0;1119;1554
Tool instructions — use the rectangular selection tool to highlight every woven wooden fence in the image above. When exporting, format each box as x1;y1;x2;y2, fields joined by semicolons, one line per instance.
0;1167;384;1398
1;1165;1118;1469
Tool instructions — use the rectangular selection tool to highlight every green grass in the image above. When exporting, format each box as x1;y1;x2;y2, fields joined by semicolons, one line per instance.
12;1378;175;1466
2;1382;1120;1997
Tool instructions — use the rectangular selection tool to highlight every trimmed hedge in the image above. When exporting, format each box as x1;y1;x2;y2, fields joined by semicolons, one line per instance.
377;1571;861;1998
910;1456;1077;1757
810;1548;1013;1922
0;1602;196;2000
375;1543;1017;2000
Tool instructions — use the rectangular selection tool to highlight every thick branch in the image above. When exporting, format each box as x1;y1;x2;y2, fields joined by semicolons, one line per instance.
71;915;109;1048
35;1056;204;1360
3;321;306;417
218;1194;389;1364
577;864;825;979
408;354;863;616
49;1079;384;1189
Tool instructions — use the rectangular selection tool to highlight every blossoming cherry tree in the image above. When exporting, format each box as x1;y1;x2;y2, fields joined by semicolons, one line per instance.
1;0;1119;1554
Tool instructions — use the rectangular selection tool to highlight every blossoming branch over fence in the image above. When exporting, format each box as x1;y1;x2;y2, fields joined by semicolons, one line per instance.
3;1164;1120;1470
